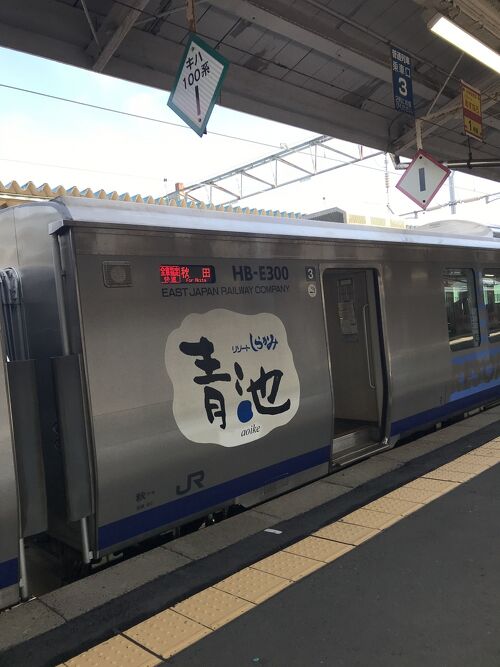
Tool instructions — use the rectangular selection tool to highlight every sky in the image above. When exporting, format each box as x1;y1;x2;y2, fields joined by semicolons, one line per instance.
1;44;500;224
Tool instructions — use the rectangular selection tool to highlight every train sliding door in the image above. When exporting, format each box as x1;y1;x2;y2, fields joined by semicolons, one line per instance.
323;269;386;462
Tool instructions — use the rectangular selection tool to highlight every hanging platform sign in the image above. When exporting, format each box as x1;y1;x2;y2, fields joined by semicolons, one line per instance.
396;149;450;210
168;34;229;137
461;81;483;141
390;45;414;116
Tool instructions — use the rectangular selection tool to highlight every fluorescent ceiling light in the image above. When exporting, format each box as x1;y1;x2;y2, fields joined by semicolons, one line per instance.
429;14;500;74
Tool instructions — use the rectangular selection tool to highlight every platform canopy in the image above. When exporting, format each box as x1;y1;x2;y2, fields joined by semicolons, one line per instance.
2;1;500;179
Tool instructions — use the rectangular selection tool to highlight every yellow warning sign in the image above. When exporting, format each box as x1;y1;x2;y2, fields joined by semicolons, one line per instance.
462;81;483;141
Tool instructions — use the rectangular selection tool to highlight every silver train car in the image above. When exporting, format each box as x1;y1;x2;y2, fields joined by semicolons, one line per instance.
0;198;499;608
0;273;46;609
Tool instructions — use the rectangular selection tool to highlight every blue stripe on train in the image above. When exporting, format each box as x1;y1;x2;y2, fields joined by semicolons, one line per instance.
98;444;331;549
0;558;18;589
391;382;500;435
99;382;500;551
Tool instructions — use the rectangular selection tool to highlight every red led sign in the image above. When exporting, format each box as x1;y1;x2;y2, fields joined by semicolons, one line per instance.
160;264;216;284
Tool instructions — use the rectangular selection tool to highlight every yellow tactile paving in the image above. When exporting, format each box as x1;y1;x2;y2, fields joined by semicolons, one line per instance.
456;450;491;459
444;457;492;472
385;486;443;504
284;536;353;562
340;507;401;529
480;453;500;463
430;463;487;481
472;442;500;453
173;587;253;630
65;635;160;667
314;521;379;545
364;496;422;516
214;566;290;603
424;468;474;483
123;608;211;659
461;448;495;458
468;449;500;461
457;452;500;465
405;477;458;495
251;550;324;581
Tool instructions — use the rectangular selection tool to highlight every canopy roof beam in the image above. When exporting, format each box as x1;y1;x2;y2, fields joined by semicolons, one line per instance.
209;0;448;103
88;0;151;73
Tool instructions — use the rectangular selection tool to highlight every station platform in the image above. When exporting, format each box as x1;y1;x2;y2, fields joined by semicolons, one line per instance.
169;441;500;667
1;407;500;667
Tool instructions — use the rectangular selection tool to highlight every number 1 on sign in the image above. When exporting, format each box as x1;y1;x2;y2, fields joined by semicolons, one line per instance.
418;167;426;192
195;85;201;119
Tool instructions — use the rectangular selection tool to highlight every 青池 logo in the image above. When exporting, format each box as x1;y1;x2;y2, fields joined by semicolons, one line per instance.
165;309;300;446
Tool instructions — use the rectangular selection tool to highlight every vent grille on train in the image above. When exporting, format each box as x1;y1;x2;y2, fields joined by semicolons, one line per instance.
102;262;133;288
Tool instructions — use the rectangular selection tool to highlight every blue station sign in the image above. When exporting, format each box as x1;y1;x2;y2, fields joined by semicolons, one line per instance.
391;46;415;116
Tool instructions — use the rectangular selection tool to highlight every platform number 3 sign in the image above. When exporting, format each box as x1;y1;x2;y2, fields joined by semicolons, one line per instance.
390;46;414;117
168;34;230;137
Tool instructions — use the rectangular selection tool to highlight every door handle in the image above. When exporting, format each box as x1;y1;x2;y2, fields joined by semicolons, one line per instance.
362;304;376;390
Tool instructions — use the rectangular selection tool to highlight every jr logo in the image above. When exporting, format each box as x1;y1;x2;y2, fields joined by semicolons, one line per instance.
176;470;205;496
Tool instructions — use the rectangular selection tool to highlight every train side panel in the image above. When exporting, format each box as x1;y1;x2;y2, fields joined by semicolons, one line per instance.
1;199;498;570
63;227;333;555
384;245;500;437
381;250;450;437
56;223;500;554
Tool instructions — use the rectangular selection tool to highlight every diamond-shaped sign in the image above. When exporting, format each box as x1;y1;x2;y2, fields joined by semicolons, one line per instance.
396;149;450;209
168;34;229;137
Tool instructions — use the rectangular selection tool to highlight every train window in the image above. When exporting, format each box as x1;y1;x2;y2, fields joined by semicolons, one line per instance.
482;270;500;342
442;269;480;351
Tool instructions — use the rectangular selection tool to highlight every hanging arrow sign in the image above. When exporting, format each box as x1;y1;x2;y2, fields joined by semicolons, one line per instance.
396;149;450;209
168;34;229;137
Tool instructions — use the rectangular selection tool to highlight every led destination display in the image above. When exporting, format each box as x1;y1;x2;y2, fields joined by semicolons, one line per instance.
160;264;216;284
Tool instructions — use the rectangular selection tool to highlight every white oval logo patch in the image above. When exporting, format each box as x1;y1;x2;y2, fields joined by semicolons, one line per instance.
165;309;300;446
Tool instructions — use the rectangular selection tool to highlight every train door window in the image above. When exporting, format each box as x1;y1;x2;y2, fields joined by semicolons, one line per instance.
442;269;480;351
482;270;500;342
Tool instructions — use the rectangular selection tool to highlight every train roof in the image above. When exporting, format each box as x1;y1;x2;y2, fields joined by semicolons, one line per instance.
13;197;500;251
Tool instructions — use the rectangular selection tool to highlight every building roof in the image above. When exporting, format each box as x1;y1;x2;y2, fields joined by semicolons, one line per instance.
0;180;302;219
0;180;407;228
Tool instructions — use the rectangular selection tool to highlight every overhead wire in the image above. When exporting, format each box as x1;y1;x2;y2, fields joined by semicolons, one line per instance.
0;155;163;181
0;77;403;166
400;189;500;218
0;82;394;180
0;81;395;175
0;82;282;150
0;82;496;192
